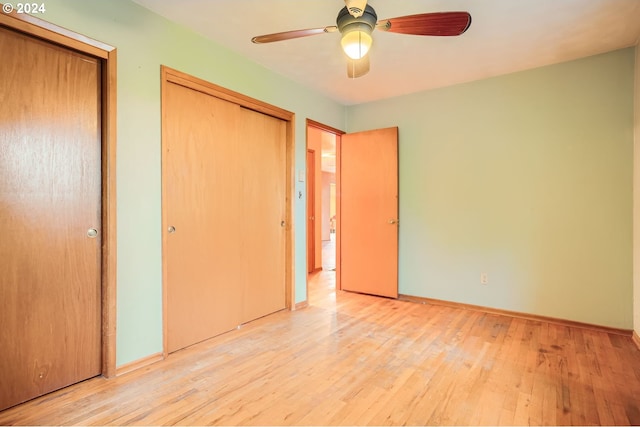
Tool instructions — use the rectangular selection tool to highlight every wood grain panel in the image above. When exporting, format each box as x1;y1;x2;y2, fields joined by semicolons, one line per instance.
164;82;244;353
162;66;295;317
1;1;119;380
240;107;286;322
340;127;399;298
0;26;102;410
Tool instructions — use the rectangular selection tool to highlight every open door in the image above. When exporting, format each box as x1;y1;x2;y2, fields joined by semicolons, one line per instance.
340;127;399;298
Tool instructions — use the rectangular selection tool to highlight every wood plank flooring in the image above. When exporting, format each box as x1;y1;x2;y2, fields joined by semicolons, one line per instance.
1;269;639;425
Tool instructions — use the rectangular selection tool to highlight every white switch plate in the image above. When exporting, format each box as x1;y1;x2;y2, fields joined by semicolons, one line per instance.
298;170;305;182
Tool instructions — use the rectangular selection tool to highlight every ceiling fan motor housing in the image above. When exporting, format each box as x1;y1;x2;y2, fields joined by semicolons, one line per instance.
337;4;378;34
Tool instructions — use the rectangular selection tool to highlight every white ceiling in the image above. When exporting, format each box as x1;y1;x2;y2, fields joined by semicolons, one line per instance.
131;0;640;105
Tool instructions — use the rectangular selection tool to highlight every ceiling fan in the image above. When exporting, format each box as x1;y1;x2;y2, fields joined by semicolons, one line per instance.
251;0;471;78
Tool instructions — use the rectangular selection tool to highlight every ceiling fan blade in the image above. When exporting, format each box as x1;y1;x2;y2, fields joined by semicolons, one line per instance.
347;55;370;78
377;11;471;36
252;26;338;44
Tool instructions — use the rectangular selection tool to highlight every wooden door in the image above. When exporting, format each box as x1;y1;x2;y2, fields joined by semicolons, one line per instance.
307;149;316;273
340;127;398;298
164;82;243;353
0;27;102;410
240;107;286;322
164;79;287;352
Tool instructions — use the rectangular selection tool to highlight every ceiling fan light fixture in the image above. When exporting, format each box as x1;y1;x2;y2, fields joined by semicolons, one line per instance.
341;25;372;59
337;5;377;60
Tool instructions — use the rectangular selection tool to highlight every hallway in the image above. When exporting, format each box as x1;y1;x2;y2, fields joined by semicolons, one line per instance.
321;233;336;271
309;233;336;310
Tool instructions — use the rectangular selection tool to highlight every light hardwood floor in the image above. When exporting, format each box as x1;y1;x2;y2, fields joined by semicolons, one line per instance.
1;269;639;425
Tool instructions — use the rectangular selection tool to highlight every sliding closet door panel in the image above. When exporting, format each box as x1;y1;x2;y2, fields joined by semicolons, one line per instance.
240;108;286;323
165;82;243;353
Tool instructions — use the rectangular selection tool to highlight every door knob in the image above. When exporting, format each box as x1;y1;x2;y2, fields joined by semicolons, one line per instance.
167;225;176;233
388;219;398;225
87;228;98;238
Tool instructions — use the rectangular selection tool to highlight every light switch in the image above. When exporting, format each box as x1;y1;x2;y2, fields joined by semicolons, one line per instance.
298;170;305;182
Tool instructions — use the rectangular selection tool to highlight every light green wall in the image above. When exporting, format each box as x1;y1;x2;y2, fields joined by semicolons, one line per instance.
634;45;640;336
43;0;345;366
347;48;635;329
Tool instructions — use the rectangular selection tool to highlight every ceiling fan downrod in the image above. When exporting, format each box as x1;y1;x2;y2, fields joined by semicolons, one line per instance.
344;0;368;17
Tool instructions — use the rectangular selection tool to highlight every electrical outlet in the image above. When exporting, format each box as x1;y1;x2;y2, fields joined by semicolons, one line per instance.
480;273;489;285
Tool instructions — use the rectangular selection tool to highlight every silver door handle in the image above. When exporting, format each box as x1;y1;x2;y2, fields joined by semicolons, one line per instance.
87;228;98;238
167;225;176;233
388;219;398;225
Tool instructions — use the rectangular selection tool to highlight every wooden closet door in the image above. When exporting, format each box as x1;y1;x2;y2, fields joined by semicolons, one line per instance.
239;108;286;323
0;27;102;410
164;82;243;353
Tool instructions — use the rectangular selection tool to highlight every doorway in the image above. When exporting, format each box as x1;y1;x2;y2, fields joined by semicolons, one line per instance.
305;120;399;305
306;120;343;305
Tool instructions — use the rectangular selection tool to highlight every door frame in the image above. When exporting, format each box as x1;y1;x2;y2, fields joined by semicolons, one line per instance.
0;8;118;377
307;149;316;273
305;119;345;298
160;66;296;357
